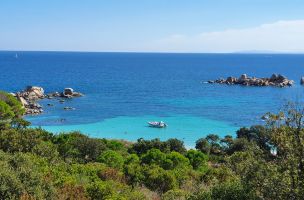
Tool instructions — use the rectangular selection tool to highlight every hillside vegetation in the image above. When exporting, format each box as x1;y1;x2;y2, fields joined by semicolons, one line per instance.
0;91;304;199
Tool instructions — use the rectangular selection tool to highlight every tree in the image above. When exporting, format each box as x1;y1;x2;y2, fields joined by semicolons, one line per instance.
165;139;187;154
195;138;211;154
0;128;52;153
143;165;177;194
263;102;304;198
226;138;253;155
186;150;208;170
130;138;164;155
0;101;15;129
53;132;105;163
124;162;144;188
0;91;27;129
165;151;190;170
86;181;115;200
211;181;257;200
98;150;124;170
220;135;234;151
141;149;167;167
162;189;186;200
0;151;56;199
236;125;271;154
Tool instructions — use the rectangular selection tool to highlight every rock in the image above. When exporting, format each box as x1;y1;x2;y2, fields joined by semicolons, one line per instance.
64;107;75;110
226;77;234;84
270;74;278;81
17;96;28;107
47;92;61;98
61;88;84;98
14;86;83;115
301;77;304;85
71;92;84;97
14;86;46;115
9;93;16;97
64;88;74;96
277;74;286;82
239;74;248;81
25;86;45;99
207;74;293;88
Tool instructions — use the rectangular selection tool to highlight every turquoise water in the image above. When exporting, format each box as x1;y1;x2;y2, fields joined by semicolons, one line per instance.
2;52;304;146
38;115;238;148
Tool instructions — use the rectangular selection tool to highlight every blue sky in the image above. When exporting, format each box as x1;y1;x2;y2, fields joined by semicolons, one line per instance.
1;0;304;52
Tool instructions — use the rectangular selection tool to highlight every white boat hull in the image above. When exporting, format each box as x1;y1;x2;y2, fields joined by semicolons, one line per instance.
148;121;167;128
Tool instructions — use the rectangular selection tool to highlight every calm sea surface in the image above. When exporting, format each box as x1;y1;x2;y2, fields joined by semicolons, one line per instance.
1;51;304;147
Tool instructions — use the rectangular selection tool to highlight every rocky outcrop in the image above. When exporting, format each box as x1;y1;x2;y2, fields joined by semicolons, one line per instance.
46;88;84;99
301;77;304;85
62;88;84;98
207;74;294;87
14;86;84;115
15;86;45;114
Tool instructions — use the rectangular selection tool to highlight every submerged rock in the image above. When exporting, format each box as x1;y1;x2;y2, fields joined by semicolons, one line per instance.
64;106;75;110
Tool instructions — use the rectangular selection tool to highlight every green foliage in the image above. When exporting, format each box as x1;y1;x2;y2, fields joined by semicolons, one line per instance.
1;100;304;199
86;181;115;200
0;128;52;153
0;101;15;129
211;181;257;200
53;132;106;163
143;165;177;193
0;91;25;117
98;150;124;170
141;149;190;170
165;138;187;154
0;151;55;199
236;125;271;154
162;189;187;200
130;138;186;155
186;149;208;170
141;148;167;167
0;91;27;129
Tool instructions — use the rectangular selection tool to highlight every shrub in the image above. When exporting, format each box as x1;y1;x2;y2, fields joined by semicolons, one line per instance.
97;150;124;170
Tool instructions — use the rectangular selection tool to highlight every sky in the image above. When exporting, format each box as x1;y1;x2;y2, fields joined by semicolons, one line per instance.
1;0;304;53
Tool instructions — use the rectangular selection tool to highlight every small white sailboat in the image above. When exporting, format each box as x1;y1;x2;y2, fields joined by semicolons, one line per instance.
15;53;18;59
147;121;167;128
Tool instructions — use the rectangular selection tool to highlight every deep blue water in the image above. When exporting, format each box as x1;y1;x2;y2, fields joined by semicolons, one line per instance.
1;51;304;146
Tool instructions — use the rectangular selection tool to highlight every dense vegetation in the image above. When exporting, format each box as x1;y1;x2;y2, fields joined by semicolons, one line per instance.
1;91;304;199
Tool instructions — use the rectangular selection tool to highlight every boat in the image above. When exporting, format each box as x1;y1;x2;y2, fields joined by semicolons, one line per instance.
147;121;167;128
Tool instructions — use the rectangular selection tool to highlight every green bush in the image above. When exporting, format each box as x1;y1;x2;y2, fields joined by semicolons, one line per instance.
98;150;124;170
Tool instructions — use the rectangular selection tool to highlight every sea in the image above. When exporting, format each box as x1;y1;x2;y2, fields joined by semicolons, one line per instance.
1;51;304;147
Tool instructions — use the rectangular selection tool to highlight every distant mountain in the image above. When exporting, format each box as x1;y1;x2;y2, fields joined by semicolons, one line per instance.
233;50;304;54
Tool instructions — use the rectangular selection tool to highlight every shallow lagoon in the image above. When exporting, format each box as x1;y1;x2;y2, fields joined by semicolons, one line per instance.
37;115;238;148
